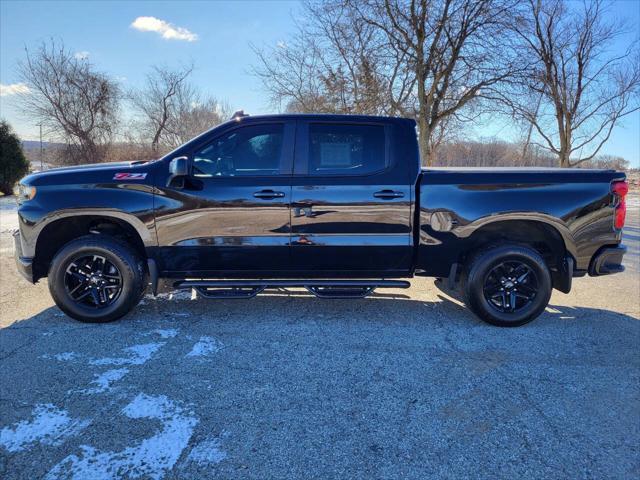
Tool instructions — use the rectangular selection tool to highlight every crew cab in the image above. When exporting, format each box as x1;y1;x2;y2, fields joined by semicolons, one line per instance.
14;113;628;326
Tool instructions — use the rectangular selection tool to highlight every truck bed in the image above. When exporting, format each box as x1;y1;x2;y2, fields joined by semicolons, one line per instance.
417;166;625;276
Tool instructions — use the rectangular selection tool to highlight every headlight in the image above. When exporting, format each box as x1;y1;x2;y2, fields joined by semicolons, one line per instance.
16;184;36;203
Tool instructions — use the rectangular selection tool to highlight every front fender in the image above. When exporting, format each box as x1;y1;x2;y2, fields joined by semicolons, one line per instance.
17;183;156;258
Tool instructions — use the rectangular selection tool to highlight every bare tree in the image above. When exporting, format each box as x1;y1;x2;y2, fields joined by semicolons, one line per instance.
164;94;232;147
581;154;629;170
252;6;388;115
507;0;640;167
18;40;120;164
130;64;231;151
253;0;520;165
436;138;557;167
356;0;521;165
129;64;193;153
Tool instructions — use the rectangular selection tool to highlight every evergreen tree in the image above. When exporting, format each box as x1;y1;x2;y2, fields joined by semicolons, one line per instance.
0;121;30;195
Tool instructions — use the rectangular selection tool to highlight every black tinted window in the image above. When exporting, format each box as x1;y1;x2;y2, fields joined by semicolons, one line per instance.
308;124;386;175
193;124;283;177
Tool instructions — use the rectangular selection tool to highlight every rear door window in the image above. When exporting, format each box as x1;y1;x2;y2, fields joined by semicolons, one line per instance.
308;123;387;175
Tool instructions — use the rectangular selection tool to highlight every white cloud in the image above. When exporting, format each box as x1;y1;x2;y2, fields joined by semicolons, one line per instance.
131;16;198;42
0;83;30;96
74;51;90;60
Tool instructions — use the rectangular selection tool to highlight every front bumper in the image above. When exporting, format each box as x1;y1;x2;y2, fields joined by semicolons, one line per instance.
589;244;626;276
13;230;35;283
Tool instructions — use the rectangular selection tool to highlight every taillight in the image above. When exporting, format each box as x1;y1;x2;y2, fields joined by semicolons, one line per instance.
612;180;628;230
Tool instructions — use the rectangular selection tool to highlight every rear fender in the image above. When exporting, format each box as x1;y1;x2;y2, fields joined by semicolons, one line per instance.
453;212;578;262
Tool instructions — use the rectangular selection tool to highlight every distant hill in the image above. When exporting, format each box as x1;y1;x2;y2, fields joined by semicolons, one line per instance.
21;140;65;171
21;140;65;151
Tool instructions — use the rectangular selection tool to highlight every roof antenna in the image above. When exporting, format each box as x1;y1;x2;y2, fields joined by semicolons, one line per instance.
231;110;249;121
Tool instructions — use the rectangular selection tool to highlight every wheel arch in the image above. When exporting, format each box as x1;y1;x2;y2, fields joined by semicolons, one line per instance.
461;219;569;260
458;218;575;293
33;213;150;281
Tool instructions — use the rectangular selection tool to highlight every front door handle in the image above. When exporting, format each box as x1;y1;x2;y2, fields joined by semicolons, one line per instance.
374;190;405;199
253;190;285;199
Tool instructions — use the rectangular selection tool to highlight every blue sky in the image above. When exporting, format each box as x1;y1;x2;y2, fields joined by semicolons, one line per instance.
1;0;638;166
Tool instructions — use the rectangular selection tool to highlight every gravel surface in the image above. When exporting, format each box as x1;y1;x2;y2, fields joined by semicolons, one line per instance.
1;194;638;479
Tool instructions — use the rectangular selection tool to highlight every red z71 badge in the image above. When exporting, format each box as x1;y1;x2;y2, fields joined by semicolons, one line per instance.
113;173;147;180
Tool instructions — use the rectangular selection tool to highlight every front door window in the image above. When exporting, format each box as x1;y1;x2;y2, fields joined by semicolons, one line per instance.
193;124;284;177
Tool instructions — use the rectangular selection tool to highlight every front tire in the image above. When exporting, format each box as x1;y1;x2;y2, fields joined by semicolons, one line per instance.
48;235;146;323
464;244;552;327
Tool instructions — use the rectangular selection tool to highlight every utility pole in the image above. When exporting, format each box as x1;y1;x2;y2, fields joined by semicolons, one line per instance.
39;123;44;171
521;86;544;165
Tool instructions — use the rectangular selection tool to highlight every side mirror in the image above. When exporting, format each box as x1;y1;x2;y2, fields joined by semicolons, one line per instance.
168;156;190;187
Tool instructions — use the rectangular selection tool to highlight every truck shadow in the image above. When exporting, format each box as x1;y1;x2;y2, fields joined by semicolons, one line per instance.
2;286;637;337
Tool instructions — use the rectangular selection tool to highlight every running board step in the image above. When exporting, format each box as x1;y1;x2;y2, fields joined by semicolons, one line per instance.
306;286;375;298
195;286;265;299
173;280;410;300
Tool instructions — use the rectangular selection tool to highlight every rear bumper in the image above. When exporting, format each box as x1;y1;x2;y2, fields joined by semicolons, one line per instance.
589;245;626;276
13;230;35;283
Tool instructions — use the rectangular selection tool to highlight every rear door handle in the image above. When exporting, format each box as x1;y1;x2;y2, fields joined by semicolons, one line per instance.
374;190;405;199
253;190;285;199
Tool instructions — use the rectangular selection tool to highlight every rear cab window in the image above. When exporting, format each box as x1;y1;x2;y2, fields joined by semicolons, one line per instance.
307;123;387;175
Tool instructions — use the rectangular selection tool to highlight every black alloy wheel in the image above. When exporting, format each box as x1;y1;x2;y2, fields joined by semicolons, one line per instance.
464;244;552;327
48;235;146;323
482;260;538;314
64;254;123;308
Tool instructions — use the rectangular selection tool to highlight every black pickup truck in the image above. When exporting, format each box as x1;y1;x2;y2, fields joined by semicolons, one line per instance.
14;113;628;326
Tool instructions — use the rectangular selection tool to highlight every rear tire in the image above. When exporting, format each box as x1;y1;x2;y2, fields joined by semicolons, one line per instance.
48;235;146;323
464;244;551;327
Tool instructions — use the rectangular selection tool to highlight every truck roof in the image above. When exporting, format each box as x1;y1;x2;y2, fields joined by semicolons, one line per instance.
231;113;417;124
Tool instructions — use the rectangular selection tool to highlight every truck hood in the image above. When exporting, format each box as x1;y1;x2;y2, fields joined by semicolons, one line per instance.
21;160;154;185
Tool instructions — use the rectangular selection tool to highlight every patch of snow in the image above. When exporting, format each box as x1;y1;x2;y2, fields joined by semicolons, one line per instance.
76;368;129;395
46;394;198;480
41;352;79;361
90;342;165;366
185;437;227;465
0;404;90;453
147;328;179;339
186;336;222;358
165;289;196;301
0;197;19;232
147;290;194;301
